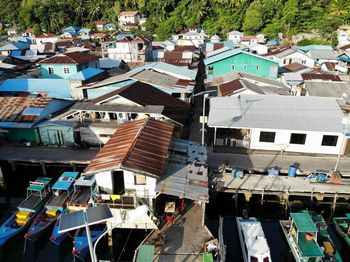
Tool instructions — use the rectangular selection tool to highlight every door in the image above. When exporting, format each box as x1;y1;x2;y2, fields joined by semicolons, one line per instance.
112;171;125;194
47;129;63;145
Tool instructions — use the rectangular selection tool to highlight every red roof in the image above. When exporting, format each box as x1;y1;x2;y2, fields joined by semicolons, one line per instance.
84;118;174;177
25;28;33;33
36;33;57;38
131;36;150;43
241;36;257;41
118;36;133;43
94;21;107;26
39;51;99;65
302;73;342;81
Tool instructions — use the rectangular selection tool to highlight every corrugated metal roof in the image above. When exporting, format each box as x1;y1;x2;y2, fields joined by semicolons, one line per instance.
0;97;51;124
156;139;208;202
39;51;99;65
305;81;350;98
68;67;104;81
302;73;341;81
307;50;340;60
219;79;245;96
208;95;343;133
0;79;71;98
84;118;174;178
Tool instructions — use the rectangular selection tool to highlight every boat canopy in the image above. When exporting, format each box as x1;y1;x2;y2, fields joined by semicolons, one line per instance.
52;172;79;191
27;177;52;191
136;245;155;262
74;175;95;187
290;212;318;232
298;232;324;257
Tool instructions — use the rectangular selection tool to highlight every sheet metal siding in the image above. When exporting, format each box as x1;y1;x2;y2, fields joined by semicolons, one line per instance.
206;52;278;79
7;128;38;142
38;124;75;146
86;80;136;99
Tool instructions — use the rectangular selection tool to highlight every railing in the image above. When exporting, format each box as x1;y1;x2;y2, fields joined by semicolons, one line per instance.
215;138;250;148
94;193;137;209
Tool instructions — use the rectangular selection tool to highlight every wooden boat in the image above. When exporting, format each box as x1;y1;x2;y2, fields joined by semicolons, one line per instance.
332;214;350;249
72;224;105;261
236;217;272;262
25;172;79;241
50;175;96;246
280;211;343;262
0;177;52;246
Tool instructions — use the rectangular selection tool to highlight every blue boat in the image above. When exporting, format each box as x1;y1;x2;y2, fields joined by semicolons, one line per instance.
50;175;96;246
72;225;105;261
26;172;79;241
0;177;52;247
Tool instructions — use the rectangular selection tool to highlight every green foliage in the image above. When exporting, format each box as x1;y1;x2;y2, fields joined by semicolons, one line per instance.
32;23;41;36
297;38;331;46
0;0;348;41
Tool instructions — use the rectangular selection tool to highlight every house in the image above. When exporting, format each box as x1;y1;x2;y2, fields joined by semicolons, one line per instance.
105;23;116;32
0;42;30;56
33;33;58;44
172;26;208;48
263;48;314;68
204;49;279;79
38;51;100;79
256;34;266;44
304;81;350;98
115;33;135;41
86;62;197;102
305;49;340;66
94;21;108;31
336;52;350;74
105;37;152;62
37;120;78;146
6;26;18;35
158;46;198;66
240;36;257;46
78;28;91;38
337;25;350;47
118;11;141;31
227;31;243;44
23;28;33;37
242;44;268;55
208;95;347;155
62;26;81;38
83;118;208;230
301;72;342;82
0;78;72;98
68;67;107;91
0;97;73;143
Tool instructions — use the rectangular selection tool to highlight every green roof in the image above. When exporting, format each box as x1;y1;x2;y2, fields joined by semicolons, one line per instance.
136;245;154;262
27;177;52;191
298;232;324;257
290;212;318;232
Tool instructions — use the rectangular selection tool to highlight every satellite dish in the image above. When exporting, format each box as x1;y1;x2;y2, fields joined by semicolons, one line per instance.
342;93;350;104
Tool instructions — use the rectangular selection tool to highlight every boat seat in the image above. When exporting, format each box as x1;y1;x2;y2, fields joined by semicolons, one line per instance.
323;241;335;255
46;209;57;218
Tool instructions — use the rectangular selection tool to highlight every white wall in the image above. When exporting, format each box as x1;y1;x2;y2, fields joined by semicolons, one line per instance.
123;170;157;198
95;171;114;193
250;128;344;154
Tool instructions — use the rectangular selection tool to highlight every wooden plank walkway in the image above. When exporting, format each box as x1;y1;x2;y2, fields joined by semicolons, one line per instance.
214;174;350;198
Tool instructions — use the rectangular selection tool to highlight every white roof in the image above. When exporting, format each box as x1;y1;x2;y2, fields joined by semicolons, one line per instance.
208;94;343;133
227;31;243;35
238;218;270;257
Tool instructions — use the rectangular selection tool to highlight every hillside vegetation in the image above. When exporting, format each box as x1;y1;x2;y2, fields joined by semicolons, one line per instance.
1;0;349;41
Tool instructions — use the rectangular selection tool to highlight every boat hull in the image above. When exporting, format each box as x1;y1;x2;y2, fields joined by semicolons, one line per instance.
73;226;105;261
333;217;350;249
25;210;58;241
50;216;68;246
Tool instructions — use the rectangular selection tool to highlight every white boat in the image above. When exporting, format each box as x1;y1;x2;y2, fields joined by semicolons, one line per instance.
236;217;272;262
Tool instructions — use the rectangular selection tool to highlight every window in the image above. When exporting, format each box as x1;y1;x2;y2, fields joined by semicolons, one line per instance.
263;257;270;262
290;133;306;145
48;67;54;74
259;131;276;143
232;64;235;70
256;65;259;70
283;59;287;64
134;174;146;185
243;65;248;70
63;66;70;74
172;93;181;98
207;66;214;75
118;113;124;119
321;135;338;146
302;60;306;64
250;257;258;262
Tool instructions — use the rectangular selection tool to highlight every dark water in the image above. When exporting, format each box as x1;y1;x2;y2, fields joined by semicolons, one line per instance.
0;163;349;261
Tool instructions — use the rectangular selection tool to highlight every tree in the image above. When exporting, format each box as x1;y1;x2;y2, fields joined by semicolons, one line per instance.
32;23;41;36
242;0;263;34
282;0;299;37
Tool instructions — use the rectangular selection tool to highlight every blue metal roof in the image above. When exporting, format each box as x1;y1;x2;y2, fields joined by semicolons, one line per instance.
68;67;104;81
63;26;81;32
74;175;95;187
116;33;135;40
0;42;30;51
22;107;44;115
337;53;350;63
294;45;333;52
266;39;279;46
0;79;71;98
52;172;79;190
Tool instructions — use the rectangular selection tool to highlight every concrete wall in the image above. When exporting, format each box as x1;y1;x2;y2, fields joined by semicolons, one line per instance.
249;128;344;154
206;52;278;79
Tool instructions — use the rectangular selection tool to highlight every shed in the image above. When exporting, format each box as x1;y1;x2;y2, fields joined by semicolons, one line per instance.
37;120;78;146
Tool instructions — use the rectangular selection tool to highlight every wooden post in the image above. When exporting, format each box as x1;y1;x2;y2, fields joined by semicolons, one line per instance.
214;127;217;146
10;161;17;175
41;163;47;176
261;188;265;207
331;192;338;214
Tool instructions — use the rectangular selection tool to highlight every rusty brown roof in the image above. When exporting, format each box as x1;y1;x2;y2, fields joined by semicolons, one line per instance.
39;51;99;65
0;97;51;123
219;79;245;96
281;62;307;72
84;118;174;177
302;73;342;81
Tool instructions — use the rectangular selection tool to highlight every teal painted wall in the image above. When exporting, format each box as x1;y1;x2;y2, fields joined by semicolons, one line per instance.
206;53;278;79
40;64;79;79
7;128;39;143
38;124;75;146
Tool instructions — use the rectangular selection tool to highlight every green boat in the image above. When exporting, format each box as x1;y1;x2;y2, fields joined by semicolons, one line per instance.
280;211;343;262
332;214;350;249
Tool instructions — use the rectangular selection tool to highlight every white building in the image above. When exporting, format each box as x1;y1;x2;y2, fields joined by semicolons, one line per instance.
337;25;350;48
240;36;258;46
208;95;347;155
227;31;243;44
105;36;152;62
118;11;141;31
264;48;314;68
172;26;208;48
33;33;58;44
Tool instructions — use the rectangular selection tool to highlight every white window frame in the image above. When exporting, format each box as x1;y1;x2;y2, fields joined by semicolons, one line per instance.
48;67;54;74
63;66;70;74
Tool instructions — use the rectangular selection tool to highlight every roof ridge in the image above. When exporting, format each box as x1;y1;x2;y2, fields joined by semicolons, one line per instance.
121;117;150;167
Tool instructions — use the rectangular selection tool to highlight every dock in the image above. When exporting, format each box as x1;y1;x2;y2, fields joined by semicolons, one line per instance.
142;204;213;261
212;173;350;211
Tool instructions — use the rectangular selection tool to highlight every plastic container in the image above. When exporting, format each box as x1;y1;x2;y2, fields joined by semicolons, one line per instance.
288;165;297;177
232;169;244;178
267;168;279;177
